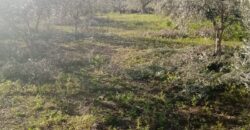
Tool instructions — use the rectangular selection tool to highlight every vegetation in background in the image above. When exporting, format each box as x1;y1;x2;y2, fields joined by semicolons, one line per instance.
0;0;249;130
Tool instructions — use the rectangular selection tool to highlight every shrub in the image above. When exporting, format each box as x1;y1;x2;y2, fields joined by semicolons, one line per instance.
1;59;57;84
224;22;249;41
126;65;167;81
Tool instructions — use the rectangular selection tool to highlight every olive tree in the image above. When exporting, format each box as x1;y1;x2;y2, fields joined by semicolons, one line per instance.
0;0;34;41
139;0;153;13
111;0;126;13
32;0;51;32
62;0;95;40
186;0;244;55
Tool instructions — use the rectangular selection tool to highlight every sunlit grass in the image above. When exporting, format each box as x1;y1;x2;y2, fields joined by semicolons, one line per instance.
102;13;173;31
188;20;213;30
0;12;248;130
51;13;243;48
96;13;243;47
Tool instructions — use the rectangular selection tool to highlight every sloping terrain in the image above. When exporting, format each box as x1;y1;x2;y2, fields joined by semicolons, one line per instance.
0;14;249;130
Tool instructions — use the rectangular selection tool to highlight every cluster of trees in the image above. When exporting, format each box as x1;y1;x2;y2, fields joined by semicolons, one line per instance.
0;0;94;38
187;0;249;55
0;0;157;42
159;0;250;54
0;0;249;55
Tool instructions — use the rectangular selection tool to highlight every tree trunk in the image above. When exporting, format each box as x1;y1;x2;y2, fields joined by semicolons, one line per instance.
214;29;224;55
141;4;146;13
35;14;41;32
74;9;79;40
74;22;78;40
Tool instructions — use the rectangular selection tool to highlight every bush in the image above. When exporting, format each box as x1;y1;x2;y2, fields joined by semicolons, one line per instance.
1;59;57;84
207;61;231;73
126;65;167;81
224;22;249;41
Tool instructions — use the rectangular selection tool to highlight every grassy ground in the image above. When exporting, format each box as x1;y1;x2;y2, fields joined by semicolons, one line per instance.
0;13;249;130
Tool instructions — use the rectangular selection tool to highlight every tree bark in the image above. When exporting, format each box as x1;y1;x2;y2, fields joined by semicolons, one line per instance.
140;0;152;14
74;9;79;40
35;13;41;32
141;5;146;13
74;22;78;40
214;29;224;55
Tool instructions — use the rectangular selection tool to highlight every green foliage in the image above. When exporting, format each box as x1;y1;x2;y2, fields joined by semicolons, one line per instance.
90;54;108;69
0;13;249;130
188;20;213;31
126;65;169;81
224;22;249;41
29;110;67;129
68;115;97;130
104;13;173;31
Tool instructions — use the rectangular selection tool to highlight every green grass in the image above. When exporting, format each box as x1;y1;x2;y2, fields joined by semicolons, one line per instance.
102;13;174;32
102;13;173;31
188;20;213;30
96;13;243;47
0;13;249;130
